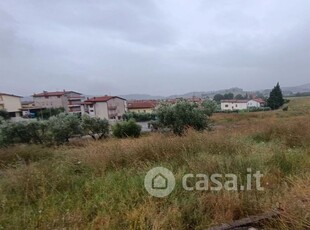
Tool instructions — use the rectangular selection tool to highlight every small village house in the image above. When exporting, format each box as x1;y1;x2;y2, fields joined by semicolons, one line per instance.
81;96;127;121
127;100;157;113
247;98;266;108
33;90;84;113
221;98;265;111
221;99;248;111
0;92;22;119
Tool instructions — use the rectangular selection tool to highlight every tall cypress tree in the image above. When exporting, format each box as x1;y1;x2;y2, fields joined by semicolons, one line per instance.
267;82;284;109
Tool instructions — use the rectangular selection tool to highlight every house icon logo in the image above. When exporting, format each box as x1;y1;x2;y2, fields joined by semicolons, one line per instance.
144;167;175;198
152;173;168;189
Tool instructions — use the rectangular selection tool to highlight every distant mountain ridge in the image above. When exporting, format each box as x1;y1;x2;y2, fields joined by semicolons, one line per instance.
120;83;310;100
21;83;310;101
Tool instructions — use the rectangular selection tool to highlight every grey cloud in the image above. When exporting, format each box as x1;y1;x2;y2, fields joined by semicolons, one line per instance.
0;0;310;96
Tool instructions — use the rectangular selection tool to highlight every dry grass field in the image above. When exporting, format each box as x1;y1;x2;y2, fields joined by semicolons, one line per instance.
0;97;309;229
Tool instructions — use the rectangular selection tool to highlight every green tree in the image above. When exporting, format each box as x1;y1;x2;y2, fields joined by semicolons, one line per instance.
82;115;109;140
235;94;244;100
46;113;82;144
223;93;234;99
112;119;141;138
267;82;284;110
202;100;218;116
0;109;10;120
213;94;224;103
156;101;210;135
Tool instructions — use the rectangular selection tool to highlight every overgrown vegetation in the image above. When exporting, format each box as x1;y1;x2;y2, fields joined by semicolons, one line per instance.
0;97;309;229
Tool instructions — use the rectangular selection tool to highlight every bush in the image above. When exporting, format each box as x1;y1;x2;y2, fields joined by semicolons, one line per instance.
156;101;210;135
112;120;141;138
82;115;109;140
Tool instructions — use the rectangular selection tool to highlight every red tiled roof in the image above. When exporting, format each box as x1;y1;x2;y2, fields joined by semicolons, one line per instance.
128;101;156;109
252;98;265;103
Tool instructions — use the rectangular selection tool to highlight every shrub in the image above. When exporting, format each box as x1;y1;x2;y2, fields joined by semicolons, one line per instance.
156;101;210;135
81;115;109;140
112;120;141;138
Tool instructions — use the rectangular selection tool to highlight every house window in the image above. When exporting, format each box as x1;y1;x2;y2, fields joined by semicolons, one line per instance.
45;96;48;99
57;96;61;98
225;105;228;107
236;104;238;107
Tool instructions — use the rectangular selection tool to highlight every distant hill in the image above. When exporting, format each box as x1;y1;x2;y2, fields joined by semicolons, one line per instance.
282;83;310;93
20;83;310;101
119;94;165;100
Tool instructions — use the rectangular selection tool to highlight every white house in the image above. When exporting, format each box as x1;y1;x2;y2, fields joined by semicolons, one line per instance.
221;100;248;111
247;99;266;108
81;96;127;121
221;98;266;111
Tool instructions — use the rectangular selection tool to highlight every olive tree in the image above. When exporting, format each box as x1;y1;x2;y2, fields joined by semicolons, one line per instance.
202;100;218;116
46;113;82;144
82;115;109;140
156;101;210;135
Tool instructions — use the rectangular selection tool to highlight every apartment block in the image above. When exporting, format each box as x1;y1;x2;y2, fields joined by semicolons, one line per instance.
33;90;83;113
81;96;127;121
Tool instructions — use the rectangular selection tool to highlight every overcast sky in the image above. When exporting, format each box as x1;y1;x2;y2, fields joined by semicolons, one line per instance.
1;0;310;96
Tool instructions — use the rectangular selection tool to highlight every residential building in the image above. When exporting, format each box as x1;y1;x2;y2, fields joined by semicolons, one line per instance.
247;99;266;108
0;92;22;118
33;90;84;113
221;99;249;111
221;98;265;111
127;100;157;113
81;96;127;121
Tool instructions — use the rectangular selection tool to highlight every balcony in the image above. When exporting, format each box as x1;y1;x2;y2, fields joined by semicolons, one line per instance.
68;101;81;106
68;104;81;107
67;96;84;101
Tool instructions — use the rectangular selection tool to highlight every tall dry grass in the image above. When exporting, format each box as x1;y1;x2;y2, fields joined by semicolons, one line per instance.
0;98;310;229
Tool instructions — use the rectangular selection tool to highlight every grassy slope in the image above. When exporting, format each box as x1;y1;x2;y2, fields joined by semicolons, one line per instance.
0;97;310;229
